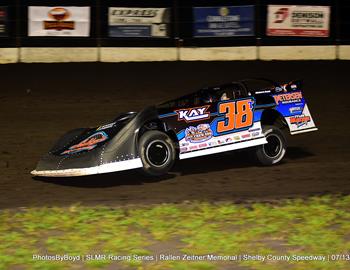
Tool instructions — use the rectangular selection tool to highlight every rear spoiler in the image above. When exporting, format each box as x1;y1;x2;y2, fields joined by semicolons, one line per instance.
281;79;302;92
240;78;303;95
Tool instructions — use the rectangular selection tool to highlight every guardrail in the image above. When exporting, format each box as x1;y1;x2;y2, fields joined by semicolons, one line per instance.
1;45;348;63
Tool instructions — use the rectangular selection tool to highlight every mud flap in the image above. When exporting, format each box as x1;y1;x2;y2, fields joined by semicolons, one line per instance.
284;104;318;135
273;88;318;136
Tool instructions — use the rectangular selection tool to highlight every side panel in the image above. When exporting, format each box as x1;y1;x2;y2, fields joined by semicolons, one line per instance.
159;98;267;159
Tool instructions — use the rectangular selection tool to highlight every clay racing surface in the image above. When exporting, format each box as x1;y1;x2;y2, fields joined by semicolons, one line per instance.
0;61;349;209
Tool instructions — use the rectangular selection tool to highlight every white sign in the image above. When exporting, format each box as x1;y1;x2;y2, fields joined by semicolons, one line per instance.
267;5;330;37
108;7;169;37
28;6;90;37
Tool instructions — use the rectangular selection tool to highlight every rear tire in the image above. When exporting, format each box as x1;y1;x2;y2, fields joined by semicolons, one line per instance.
255;125;287;165
139;130;176;176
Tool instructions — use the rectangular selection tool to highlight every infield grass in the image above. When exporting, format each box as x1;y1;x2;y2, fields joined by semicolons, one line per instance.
1;195;350;270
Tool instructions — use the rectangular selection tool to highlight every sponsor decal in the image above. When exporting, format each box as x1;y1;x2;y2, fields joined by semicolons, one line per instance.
267;5;330;37
233;136;240;141
290;84;297;90
193;5;255;37
275;86;284;93
273;92;302;104
97;122;116;131
175;105;210;122
255;90;271;94
208;141;217;147
180;147;187;153
181;142;189;147
290;115;311;127
189;145;198;150
225;137;232;143
249;128;261;132
185;124;213;143
61;131;108;155
252;132;260;137
217;139;225;145
289;106;303;114
28;6;90;36
241;134;251;139
199;143;208;148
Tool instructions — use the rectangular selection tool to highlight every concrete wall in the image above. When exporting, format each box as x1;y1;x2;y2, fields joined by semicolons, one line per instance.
179;46;256;61
100;47;177;62
338;45;350;60
0;48;18;64
20;48;98;63
0;45;348;63
258;46;337;61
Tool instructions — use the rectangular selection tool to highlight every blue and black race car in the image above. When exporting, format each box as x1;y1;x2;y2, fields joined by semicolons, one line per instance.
31;79;317;177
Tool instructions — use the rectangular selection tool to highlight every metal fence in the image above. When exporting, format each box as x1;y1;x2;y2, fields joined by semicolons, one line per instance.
1;0;349;49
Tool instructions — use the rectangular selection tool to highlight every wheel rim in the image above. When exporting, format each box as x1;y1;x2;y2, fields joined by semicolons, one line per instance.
263;134;282;158
146;140;169;167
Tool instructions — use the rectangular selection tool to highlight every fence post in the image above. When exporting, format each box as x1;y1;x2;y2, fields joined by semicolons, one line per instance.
96;0;101;61
173;0;182;60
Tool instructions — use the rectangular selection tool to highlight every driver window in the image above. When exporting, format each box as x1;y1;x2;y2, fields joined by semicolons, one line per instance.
220;84;245;101
220;92;230;101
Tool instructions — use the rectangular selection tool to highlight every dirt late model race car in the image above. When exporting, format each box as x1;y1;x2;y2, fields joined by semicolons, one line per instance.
32;79;317;177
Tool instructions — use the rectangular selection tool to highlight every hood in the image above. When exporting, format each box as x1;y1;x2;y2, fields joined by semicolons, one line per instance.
32;107;158;176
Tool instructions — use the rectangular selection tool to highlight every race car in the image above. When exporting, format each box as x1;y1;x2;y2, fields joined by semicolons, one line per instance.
31;79;317;177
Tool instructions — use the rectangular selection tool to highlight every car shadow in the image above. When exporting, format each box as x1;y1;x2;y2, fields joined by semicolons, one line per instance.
171;146;315;176
33;146;314;188
33;170;177;188
171;150;253;176
284;146;315;160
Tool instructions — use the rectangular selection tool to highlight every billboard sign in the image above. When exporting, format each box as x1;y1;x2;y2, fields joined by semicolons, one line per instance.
108;7;170;38
0;7;7;37
267;5;330;37
28;6;90;37
193;6;255;37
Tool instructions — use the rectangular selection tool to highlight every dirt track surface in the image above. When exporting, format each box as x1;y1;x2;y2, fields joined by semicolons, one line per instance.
0;61;349;209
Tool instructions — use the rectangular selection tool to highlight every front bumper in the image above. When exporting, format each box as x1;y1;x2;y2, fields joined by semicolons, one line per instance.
31;158;143;177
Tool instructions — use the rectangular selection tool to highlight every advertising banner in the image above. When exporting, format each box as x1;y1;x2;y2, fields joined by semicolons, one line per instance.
193;6;254;38
108;7;170;38
267;5;330;37
28;6;90;37
0;6;7;37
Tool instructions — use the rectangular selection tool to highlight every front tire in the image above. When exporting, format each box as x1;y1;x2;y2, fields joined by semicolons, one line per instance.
139;130;176;176
255;125;287;165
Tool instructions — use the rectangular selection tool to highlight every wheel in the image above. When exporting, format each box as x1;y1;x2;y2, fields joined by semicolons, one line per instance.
139;130;176;176
255;125;287;165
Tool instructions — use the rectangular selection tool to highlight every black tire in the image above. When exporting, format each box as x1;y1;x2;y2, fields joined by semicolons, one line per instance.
139;130;176;176
255;125;287;165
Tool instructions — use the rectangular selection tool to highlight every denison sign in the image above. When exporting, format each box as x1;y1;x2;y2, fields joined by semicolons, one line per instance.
267;5;330;37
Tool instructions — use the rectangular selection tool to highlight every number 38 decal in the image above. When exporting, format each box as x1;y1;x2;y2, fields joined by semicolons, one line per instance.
216;98;254;133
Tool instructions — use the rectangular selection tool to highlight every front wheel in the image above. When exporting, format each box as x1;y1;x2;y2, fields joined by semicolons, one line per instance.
255;125;287;165
139;130;176;176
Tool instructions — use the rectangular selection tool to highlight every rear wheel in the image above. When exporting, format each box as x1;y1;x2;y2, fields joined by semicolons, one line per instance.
255;125;287;165
139;130;176;176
